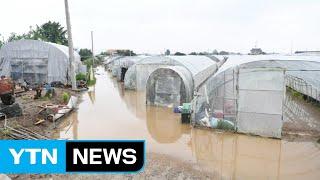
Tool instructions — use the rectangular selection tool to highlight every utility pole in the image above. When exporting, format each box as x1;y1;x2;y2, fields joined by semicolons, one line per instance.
91;31;94;67
64;0;77;90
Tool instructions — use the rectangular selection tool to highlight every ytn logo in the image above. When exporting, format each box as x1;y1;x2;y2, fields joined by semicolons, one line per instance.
9;148;57;165
66;141;144;172
0;140;145;173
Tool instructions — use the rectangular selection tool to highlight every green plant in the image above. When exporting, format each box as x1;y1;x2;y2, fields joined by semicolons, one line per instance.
87;77;96;86
76;73;87;81
62;92;70;104
1;128;11;136
287;87;304;99
79;48;93;61
40;96;50;101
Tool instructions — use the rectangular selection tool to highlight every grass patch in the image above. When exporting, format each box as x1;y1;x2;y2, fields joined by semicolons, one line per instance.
287;87;304;99
1;128;11;136
287;86;320;107
62;92;70;104
87;77;96;86
40;96;50;101
76;73;87;81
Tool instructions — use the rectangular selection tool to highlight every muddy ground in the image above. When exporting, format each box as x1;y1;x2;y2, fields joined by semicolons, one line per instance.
9;153;214;180
0;88;80;140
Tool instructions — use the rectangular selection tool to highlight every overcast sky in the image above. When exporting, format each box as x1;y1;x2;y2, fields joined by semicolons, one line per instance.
0;0;319;54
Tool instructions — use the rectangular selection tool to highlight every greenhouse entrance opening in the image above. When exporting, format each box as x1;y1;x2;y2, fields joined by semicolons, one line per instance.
121;67;128;82
146;68;187;107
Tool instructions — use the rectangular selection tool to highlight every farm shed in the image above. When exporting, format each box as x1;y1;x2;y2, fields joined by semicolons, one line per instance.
0;39;85;84
191;55;320;138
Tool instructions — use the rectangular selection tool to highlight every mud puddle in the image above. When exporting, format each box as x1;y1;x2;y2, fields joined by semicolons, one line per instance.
56;67;320;179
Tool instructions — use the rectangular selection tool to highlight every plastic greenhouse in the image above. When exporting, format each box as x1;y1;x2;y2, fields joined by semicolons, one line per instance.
123;55;225;107
0;39;85;84
110;55;148;82
104;56;122;71
191;55;320;138
125;55;225;91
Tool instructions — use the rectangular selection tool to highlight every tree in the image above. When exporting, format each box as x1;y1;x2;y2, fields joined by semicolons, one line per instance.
189;52;197;55
212;49;218;55
7;32;32;42
99;51;110;56
219;51;229;55
5;21;68;45
174;52;186;56
33;21;68;45
199;52;209;55
116;50;136;56
79;48;93;61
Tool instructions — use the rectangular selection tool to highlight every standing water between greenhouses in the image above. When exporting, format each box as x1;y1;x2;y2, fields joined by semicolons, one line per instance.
55;67;320;179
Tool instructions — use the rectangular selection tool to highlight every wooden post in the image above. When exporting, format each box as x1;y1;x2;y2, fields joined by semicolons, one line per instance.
91;31;94;67
64;0;77;90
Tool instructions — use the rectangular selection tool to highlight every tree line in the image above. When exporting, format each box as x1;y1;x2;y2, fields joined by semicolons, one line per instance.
0;21;68;47
0;21;100;61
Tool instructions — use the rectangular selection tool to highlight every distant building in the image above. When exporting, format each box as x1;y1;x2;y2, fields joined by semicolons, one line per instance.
249;48;265;55
106;49;135;56
106;49;119;56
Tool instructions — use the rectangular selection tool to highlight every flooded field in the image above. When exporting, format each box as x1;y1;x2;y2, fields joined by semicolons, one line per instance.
56;67;320;179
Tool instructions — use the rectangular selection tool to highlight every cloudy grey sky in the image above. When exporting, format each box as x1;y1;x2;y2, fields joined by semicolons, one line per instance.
0;0;319;54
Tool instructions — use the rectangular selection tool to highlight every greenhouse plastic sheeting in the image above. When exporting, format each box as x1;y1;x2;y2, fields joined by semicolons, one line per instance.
237;69;284;138
146;66;194;107
0;40;83;84
111;55;148;81
124;55;223;91
104;56;122;71
192;55;320;138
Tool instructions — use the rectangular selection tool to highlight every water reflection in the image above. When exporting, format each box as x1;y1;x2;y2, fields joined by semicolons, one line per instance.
117;80;189;143
191;129;282;179
57;67;320;179
87;86;96;105
146;106;189;143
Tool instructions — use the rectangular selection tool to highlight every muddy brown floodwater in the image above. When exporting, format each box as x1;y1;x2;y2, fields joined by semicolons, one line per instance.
56;67;320;179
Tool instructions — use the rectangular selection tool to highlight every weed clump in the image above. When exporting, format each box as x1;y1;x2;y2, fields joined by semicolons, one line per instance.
62;92;70;104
